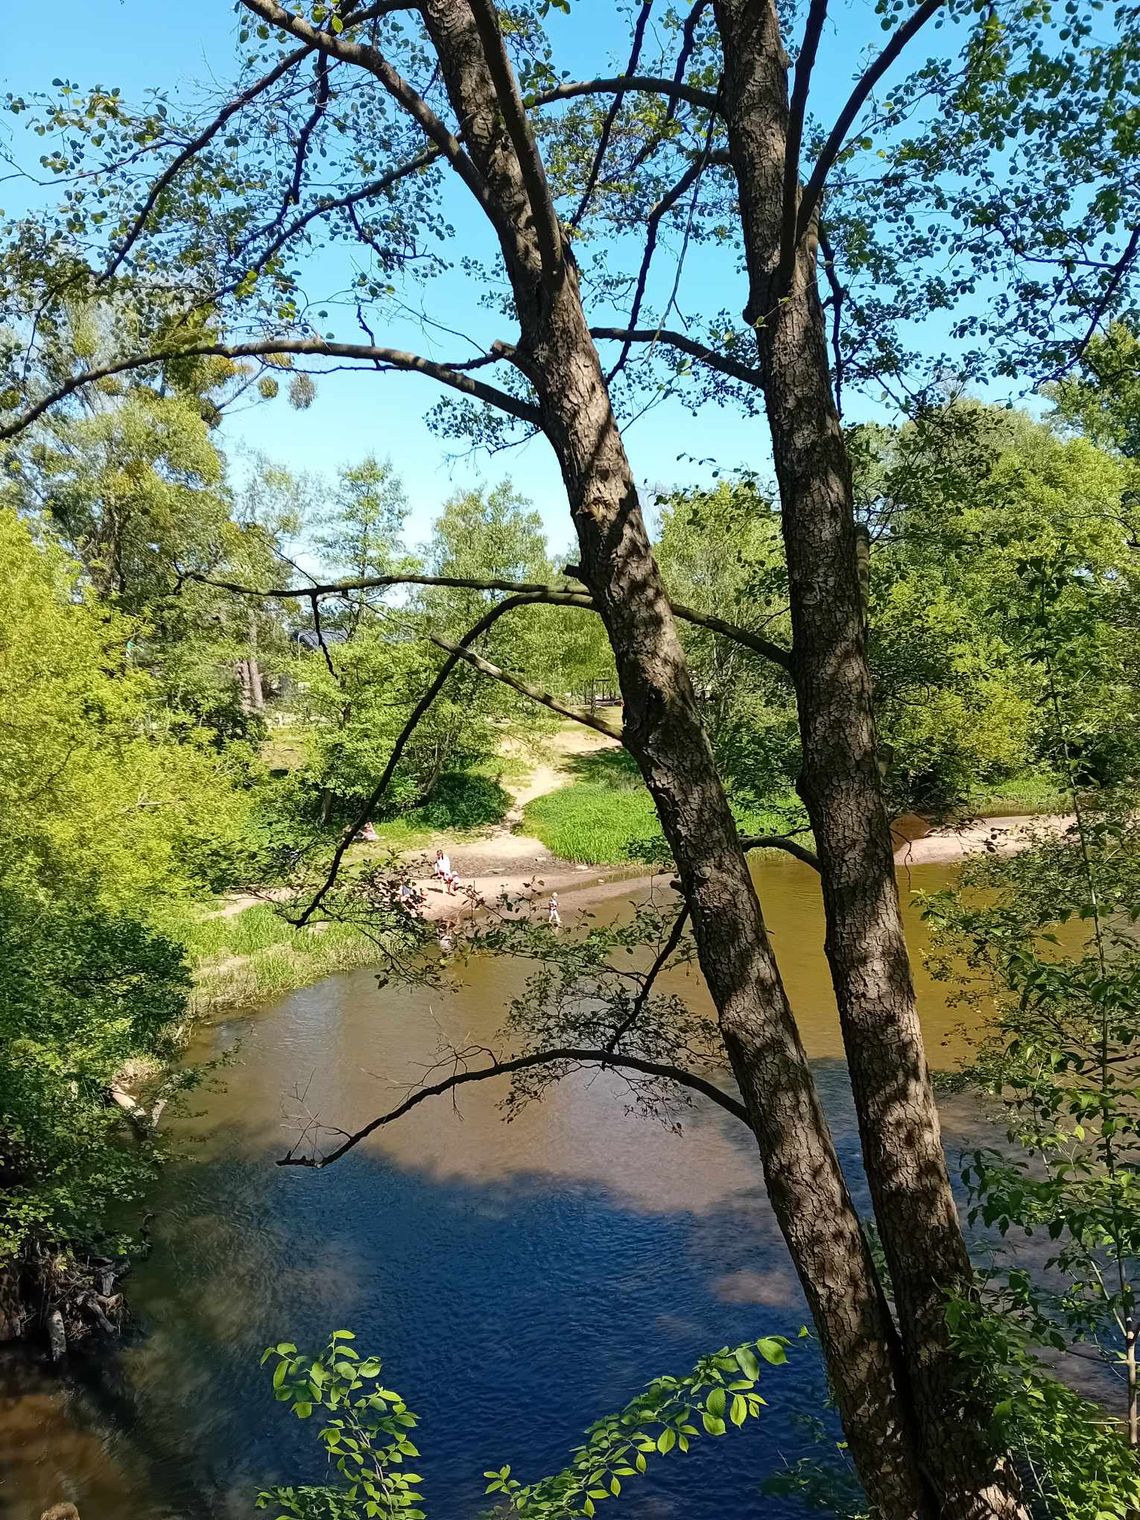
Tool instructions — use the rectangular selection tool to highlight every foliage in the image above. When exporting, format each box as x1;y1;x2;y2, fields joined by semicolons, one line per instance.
944;1298;1140;1520
258;1331;425;1520
923;551;1140;1490
257;1330;794;1520
1050;323;1140;460
854;407;1140;813
0;882;190;1262
655;481;799;811
0;506;253;904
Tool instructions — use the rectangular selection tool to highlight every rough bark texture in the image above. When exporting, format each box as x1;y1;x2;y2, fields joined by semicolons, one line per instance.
418;3;926;1513
713;1;1027;1514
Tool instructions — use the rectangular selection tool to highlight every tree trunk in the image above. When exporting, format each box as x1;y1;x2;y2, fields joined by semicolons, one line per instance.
247;610;265;712
420;3;927;1512
714;2;1026;1514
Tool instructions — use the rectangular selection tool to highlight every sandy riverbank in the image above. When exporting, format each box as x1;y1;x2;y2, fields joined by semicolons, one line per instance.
892;812;1073;865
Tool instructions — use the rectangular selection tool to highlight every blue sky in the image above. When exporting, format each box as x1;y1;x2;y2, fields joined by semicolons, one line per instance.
3;0;945;545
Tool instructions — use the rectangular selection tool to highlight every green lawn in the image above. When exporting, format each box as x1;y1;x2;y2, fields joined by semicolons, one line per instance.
967;768;1068;815
177;903;379;1019
522;747;806;865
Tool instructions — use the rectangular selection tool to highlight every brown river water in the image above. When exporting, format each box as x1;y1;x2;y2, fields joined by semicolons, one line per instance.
1;856;991;1520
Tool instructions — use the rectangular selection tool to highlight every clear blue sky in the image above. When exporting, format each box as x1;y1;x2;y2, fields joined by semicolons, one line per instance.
2;0;949;545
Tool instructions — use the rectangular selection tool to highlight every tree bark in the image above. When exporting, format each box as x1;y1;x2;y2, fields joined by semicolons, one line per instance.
713;2;1026;1514
419;3;927;1513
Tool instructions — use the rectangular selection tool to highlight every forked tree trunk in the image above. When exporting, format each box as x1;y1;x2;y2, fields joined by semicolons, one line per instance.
714;1;1026;1514
420;2;927;1513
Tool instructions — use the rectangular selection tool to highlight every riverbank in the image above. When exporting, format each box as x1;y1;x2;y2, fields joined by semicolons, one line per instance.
190;728;1076;1016
892;811;1074;865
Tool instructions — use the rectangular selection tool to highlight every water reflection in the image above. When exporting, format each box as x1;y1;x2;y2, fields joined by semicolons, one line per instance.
1;858;981;1520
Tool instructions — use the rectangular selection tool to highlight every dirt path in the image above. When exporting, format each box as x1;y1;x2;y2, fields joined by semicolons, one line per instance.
214;733;1069;921
213;727;623;919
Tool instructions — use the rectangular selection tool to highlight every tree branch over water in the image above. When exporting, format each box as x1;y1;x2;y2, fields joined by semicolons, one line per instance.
279;1044;752;1167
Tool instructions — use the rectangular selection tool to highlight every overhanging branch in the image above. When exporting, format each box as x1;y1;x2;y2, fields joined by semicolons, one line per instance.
191;568;792;671
295;589;592;925
605;904;690;1053
0;338;541;441
741;834;820;871
280;1044;751;1166
528;74;720;113
589;324;764;387
430;635;624;740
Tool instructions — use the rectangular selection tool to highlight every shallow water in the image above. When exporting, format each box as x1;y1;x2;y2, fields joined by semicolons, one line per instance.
1;857;983;1520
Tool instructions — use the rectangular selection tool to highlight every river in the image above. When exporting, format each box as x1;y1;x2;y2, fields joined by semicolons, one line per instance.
2;855;988;1520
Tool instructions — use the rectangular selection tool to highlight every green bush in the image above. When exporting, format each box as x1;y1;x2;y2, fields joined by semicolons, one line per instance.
0;885;191;1261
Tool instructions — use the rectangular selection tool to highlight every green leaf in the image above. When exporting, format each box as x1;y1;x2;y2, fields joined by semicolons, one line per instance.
734;1346;760;1380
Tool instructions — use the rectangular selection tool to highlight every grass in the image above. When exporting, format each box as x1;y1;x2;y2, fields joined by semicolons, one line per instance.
967;768;1069;816
522;747;807;865
176;904;380;1020
524;780;664;864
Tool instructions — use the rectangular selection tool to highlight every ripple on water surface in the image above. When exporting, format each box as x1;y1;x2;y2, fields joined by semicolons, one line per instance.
2;859;979;1520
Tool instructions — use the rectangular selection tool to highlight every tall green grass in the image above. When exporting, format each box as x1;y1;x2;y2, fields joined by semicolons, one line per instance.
967;768;1068;815
177;904;379;1019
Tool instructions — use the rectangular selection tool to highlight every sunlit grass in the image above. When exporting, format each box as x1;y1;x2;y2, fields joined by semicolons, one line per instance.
968;768;1068;815
523;749;806;865
177;905;379;1019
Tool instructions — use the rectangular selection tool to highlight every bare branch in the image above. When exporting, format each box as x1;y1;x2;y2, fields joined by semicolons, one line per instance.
191;567;793;671
467;0;565;287
309;592;338;678
99;43;313;282
570;0;655;229
797;0;945;248
295;590;592;925
1065;222;1140;375
817;222;845;417
286;53;331;209
528;74;720;113
0;337;541;441
430;634;624;740
606;904;690;1053
778;0;828;290
670;600;792;670
280;1044;751;1165
741;833;821;871
589;324;764;387
195;570;582;599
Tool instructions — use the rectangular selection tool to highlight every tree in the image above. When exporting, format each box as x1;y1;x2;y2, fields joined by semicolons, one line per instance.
0;508;234;1345
3;0;1138;1511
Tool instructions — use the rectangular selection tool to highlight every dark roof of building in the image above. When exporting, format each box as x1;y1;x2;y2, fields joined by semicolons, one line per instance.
293;628;349;650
